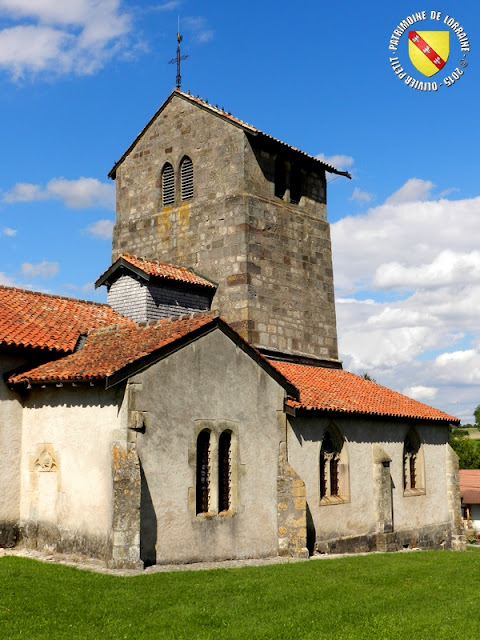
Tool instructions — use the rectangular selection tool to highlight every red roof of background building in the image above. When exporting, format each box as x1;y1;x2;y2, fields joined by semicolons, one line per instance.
459;469;480;504
95;253;216;290
0;285;132;353
9;313;217;384
271;360;459;423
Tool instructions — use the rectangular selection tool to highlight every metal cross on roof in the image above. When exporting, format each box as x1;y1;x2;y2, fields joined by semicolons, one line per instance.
169;29;189;89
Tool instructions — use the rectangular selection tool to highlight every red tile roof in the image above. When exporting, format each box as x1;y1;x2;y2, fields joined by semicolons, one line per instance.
0;285;132;353
271;361;459;423
108;89;352;180
459;469;480;504
96;253;216;289
9;313;217;385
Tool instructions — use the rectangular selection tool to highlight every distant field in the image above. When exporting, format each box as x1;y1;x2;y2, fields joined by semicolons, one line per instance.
1;550;480;639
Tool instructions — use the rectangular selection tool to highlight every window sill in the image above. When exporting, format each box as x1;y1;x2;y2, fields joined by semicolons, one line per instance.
196;509;236;519
403;488;426;497
319;496;349;506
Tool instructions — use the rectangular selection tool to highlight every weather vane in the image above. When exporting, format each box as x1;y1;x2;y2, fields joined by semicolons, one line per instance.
169;18;189;89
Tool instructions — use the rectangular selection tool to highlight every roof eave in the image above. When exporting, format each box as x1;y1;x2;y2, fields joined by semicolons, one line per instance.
287;404;459;425
95;257;151;289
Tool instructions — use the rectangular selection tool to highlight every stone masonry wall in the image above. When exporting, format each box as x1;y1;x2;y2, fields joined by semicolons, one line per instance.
112;93;339;360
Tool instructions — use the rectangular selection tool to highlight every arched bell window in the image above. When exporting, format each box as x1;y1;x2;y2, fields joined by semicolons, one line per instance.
180;156;194;200
162;163;175;206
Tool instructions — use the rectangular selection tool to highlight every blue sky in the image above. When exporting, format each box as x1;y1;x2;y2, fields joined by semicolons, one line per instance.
0;1;479;422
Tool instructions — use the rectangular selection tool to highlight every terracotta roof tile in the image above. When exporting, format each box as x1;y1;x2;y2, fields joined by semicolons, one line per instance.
459;469;480;504
0;285;133;353
108;89;352;180
9;313;217;384
271;361;459;423
96;253;216;289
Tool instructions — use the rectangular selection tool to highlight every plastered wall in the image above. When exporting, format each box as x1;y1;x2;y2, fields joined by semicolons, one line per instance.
0;352;26;540
287;415;451;546
128;328;286;565
19;385;124;557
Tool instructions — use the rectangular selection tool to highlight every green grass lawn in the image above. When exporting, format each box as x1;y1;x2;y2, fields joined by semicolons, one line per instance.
1;550;480;639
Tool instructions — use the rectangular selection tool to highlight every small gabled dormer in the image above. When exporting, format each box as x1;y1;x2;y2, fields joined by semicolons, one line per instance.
95;254;217;323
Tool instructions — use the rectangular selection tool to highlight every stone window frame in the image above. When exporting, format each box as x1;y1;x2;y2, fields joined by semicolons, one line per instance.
190;420;239;518
319;423;350;506
403;427;426;497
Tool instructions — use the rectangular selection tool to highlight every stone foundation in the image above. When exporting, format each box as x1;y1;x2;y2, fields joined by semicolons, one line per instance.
15;521;111;562
315;522;459;555
0;522;18;548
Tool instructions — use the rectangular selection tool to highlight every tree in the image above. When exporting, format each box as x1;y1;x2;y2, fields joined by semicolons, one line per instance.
474;404;480;428
449;428;480;469
362;372;376;383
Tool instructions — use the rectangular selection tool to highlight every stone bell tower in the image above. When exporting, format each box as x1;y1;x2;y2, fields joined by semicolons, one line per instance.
109;89;350;363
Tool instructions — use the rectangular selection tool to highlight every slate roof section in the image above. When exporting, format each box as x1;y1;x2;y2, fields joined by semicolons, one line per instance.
271;361;459;424
0;285;132;353
459;469;480;504
108;89;352;180
95;253;216;290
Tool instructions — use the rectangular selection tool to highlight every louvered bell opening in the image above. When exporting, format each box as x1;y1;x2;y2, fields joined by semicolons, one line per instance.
162;165;175;206
181;157;194;200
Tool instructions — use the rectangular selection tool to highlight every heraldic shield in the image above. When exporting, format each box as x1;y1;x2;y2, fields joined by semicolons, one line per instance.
408;31;450;77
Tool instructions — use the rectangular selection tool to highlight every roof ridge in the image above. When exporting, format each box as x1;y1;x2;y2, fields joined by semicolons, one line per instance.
119;253;197;272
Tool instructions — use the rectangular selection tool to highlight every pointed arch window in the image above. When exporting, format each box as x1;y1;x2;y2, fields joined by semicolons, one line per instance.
403;428;425;495
218;431;232;512
320;425;349;505
180;156;194;200
196;430;210;514
162;163;175;206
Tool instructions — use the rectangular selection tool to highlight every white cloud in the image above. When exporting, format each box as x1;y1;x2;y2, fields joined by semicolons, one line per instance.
374;250;480;290
350;187;373;203
0;0;132;79
3;177;115;209
384;178;434;204
157;1;181;10
3;182;44;203
184;16;213;43
333;180;480;423
0;272;14;286
403;385;438;402
47;178;115;209
316;153;354;171
85;219;114;239
21;260;59;279
1;227;16;236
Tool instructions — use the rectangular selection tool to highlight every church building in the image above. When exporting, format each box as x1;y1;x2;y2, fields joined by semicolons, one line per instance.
0;89;464;568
